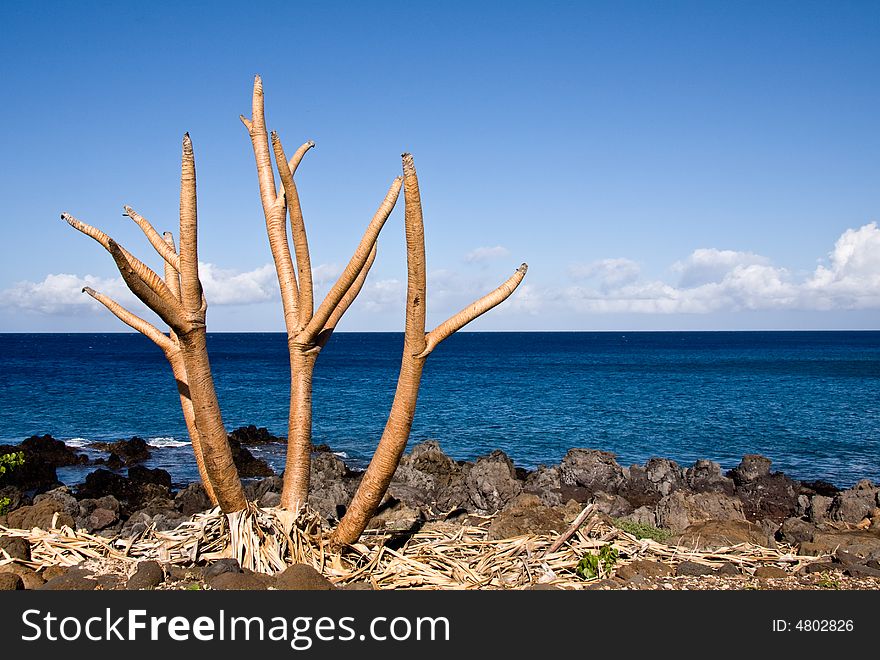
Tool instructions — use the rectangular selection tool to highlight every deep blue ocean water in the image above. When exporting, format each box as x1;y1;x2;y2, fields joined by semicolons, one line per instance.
0;332;878;488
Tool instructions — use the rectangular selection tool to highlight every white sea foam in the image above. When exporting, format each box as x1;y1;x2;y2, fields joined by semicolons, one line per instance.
333;451;348;459
65;437;90;448
148;437;190;448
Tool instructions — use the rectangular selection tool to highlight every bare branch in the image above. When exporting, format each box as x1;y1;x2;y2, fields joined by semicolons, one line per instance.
82;287;175;353
62;213;182;310
178;133;203;316
106;239;189;332
272;131;313;326
316;243;378;350
287;140;315;176
402;153;427;355
301;176;402;342
241;74;278;215
123;205;182;271
419;263;528;357
162;232;182;302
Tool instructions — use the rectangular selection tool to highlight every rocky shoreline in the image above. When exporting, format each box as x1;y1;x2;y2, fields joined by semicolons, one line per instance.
1;427;879;590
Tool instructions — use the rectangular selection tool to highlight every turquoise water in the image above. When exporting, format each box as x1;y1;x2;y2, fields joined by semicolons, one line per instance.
0;332;878;487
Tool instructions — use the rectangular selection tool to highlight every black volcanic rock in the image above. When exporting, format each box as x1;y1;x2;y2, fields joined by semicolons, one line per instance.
88;438;151;466
229;425;283;445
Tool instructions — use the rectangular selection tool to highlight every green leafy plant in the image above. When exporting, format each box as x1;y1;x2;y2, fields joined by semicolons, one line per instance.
612;518;673;543
576;544;619;580
0;452;25;515
0;451;24;476
816;571;840;590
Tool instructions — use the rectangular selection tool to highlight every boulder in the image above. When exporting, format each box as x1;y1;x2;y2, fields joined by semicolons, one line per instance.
0;435;88;492
0;486;26;513
673;519;776;550
523;465;564;506
799;530;880;561
229;425;283;445
675;560;715;577
7;499;75;530
829;481;879;524
33;487;79;519
754;566;789;579
0;563;43;589
367;499;424;532
808;495;833;525
175;483;214;516
0;573;25;590
390;441;465;509
620;505;657;527
86;508;118;532
201;559;242;580
735;472;801;523
89;437;151;466
729;455;772;484
487;494;566;540
777;517;817;545
590;491;634;518
38;567;98;591
0;536;31;561
559;449;626;495
129;465;172;489
656;491;746;533
623;458;685;506
308;454;356;520
244;476;284;502
228;438;274;478
78;469;171;513
615;560;673;581
685;460;735;495
209;572;270;590
275;564;336;590
126;561;165;590
465;450;522;512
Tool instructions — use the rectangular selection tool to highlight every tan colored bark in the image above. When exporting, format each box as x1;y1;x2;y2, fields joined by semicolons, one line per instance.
81;286;218;506
272;132;313;327
241;76;401;511
301;177;401;343
65;133;246;514
124;206;182;270
331;153;527;546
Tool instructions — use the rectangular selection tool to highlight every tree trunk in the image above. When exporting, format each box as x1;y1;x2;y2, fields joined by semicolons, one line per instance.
167;350;218;507
331;351;426;544
280;346;318;510
177;328;247;512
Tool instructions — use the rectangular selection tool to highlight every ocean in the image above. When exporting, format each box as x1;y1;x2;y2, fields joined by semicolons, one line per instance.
0;331;878;488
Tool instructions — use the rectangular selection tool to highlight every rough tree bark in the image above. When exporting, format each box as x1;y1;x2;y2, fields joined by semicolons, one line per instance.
240;75;401;510
331;153;527;545
63;134;246;513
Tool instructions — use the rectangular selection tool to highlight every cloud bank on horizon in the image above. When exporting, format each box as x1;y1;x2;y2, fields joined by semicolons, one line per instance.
2;223;878;329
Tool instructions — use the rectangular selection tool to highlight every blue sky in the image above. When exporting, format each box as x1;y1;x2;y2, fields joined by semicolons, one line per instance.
1;1;878;331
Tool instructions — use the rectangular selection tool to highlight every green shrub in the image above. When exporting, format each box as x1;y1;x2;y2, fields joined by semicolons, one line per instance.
0;451;25;515
576;544;618;580
612;518;673;543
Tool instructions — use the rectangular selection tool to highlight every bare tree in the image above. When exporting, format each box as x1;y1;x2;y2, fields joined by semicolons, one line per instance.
240;76;401;510
63;135;247;513
331;153;527;545
64;78;527;562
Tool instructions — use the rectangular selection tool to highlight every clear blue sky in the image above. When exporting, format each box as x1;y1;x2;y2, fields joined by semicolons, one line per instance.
1;0;878;331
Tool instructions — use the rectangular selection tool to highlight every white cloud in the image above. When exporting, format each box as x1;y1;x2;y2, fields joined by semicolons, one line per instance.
558;223;880;315
672;248;770;287
0;273;132;314
197;262;278;304
464;245;510;263
569;258;641;290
